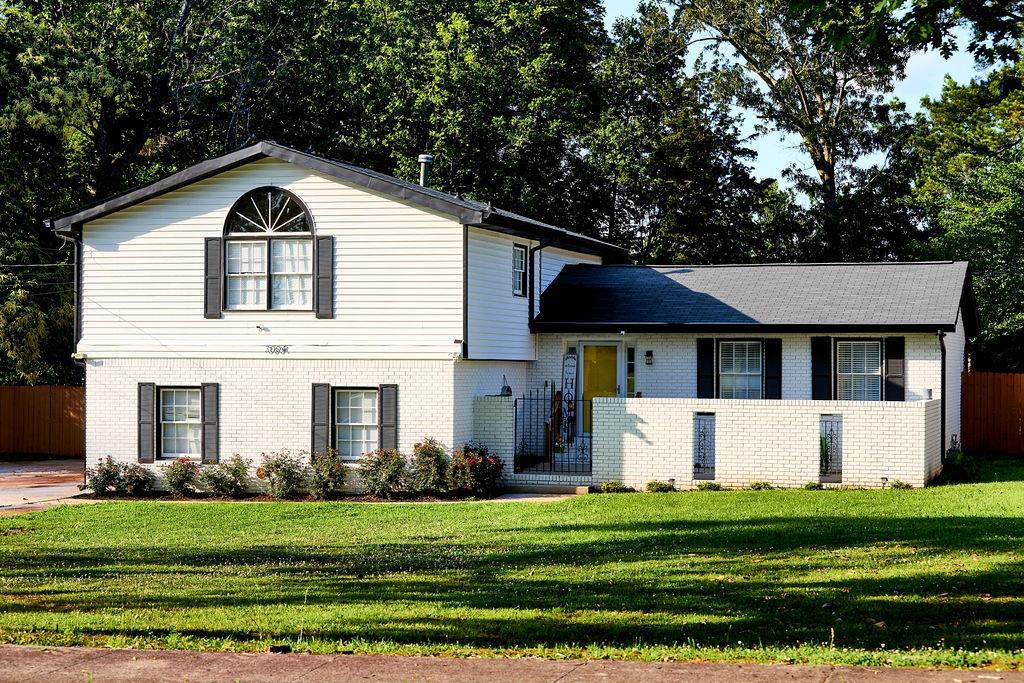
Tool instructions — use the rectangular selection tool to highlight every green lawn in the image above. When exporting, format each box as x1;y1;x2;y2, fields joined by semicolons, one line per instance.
2;460;1024;668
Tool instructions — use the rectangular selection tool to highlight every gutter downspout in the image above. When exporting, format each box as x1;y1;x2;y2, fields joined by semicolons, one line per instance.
938;330;947;465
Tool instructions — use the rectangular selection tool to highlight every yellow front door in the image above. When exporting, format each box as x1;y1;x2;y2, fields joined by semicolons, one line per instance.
582;345;618;432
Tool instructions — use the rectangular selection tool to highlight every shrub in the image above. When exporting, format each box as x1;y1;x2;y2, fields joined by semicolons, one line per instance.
600;480;634;493
696;481;722;491
409;438;449;494
803;481;824;490
942;436;979;484
199;454;250;498
748;481;774;491
120;464;156;495
890;479;913;490
446;442;503;497
309;449;347;500
358;448;407;499
260;449;309;499
645;480;676;493
83;457;125;495
162;458;201;496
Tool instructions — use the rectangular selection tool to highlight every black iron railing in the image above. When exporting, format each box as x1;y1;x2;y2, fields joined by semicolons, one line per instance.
693;412;716;480
514;384;592;474
820;415;843;482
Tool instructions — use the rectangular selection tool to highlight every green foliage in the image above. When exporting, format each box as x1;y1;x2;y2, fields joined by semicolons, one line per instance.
83;457;124;495
600;480;634;493
446;442;503;497
358;449;407;499
199;455;250;498
645;480;676;493
260;450;309;500
748;481;774;491
890;480;913;490
120;464;157;496
309;449;346;501
941;437;980;484
409;438;448;494
696;481;723;491
162;458;201;497
802;481;824;490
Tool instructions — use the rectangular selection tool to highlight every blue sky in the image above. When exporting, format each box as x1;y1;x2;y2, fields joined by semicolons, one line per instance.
602;0;984;181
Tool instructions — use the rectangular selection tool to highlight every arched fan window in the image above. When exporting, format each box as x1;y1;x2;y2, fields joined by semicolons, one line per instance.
223;187;314;310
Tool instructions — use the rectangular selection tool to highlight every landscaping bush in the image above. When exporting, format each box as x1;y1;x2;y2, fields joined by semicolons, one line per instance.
162;458;201;496
259;449;309;499
120;464;156;495
446;442;502;497
645;480;676;493
409;438;448;494
83;457;125;495
199;454;250;498
696;481;722;491
748;481;774;491
358;448;407;499
600;480;634;493
309;449;346;500
942;436;980;483
803;481;824;490
890;479;913;490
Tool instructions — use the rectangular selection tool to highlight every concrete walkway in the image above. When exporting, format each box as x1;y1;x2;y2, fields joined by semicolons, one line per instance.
0;459;84;515
0;646;1020;683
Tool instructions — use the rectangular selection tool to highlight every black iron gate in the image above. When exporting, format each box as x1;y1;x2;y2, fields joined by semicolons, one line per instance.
514;383;592;474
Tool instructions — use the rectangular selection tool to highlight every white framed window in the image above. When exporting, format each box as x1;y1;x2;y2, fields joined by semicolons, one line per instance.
334;389;379;462
836;340;882;401
719;340;762;399
160;388;201;458
270;239;313;309
226;240;267;309
512;244;527;296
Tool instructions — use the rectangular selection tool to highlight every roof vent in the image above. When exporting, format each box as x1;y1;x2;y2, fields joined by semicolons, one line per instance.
418;154;434;187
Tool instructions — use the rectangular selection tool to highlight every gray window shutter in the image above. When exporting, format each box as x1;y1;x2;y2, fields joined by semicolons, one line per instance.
138;383;156;463
315;236;334;319
204;238;223;319
201;383;220;464
696;339;715;398
884;336;905;401
764;338;782;399
311;383;331;455
378;384;398;450
811;337;832;400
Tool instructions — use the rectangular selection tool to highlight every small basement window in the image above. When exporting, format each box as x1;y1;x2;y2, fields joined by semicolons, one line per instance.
836;340;882;401
719;340;762;399
335;389;379;462
160;388;201;459
512;244;528;297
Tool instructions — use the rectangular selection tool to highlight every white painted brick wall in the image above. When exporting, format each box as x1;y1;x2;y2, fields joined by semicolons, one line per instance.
453;361;531;447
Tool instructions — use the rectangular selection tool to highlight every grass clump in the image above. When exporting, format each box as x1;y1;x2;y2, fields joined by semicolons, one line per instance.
645;480;676;493
696;481;723;491
600;480;634;493
748;481;774;491
802;481;824;490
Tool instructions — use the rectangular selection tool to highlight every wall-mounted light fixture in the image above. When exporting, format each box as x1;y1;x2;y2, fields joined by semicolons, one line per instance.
644;350;654;366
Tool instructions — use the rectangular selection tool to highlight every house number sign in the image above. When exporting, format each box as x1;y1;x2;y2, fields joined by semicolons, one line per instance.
265;345;290;355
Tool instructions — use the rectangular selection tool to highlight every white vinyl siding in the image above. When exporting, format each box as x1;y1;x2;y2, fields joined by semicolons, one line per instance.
79;158;463;358
159;388;201;458
836;341;882;401
466;228;535;360
719;341;762;399
334;389;378;461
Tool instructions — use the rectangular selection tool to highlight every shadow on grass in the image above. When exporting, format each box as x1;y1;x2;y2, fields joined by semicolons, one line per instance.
3;512;1023;652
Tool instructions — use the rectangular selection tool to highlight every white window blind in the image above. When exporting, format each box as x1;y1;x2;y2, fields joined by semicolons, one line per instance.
719;341;762;399
836;341;882;401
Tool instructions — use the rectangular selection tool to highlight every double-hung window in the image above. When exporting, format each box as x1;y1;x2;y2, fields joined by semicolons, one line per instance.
719;340;762;399
512;244;528;297
159;388;201;458
223;187;314;311
836;340;882;400
334;389;379;462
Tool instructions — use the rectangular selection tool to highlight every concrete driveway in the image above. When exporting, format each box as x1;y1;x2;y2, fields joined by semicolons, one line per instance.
0;459;84;515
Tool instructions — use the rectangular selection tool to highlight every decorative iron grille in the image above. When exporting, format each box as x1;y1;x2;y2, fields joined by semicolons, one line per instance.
514;383;591;474
693;413;716;479
819;414;843;482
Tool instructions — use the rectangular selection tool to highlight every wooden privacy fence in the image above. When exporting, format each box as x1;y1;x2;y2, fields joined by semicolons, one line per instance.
0;385;84;458
962;372;1024;455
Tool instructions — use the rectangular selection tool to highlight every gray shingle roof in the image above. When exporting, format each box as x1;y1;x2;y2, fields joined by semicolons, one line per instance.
534;262;974;333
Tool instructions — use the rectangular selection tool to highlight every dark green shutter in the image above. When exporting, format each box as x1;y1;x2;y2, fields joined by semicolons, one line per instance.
204;238;223;319
311;383;331;455
764;339;782;399
379;384;398;450
201;383;219;464
696;339;715;398
138;383;156;463
885;337;906;401
811;337;832;400
315;236;334;319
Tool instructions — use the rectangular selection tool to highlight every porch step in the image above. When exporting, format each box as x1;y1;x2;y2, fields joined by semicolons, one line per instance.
501;484;591;495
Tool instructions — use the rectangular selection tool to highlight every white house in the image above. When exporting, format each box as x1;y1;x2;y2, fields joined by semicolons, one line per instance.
47;141;977;490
